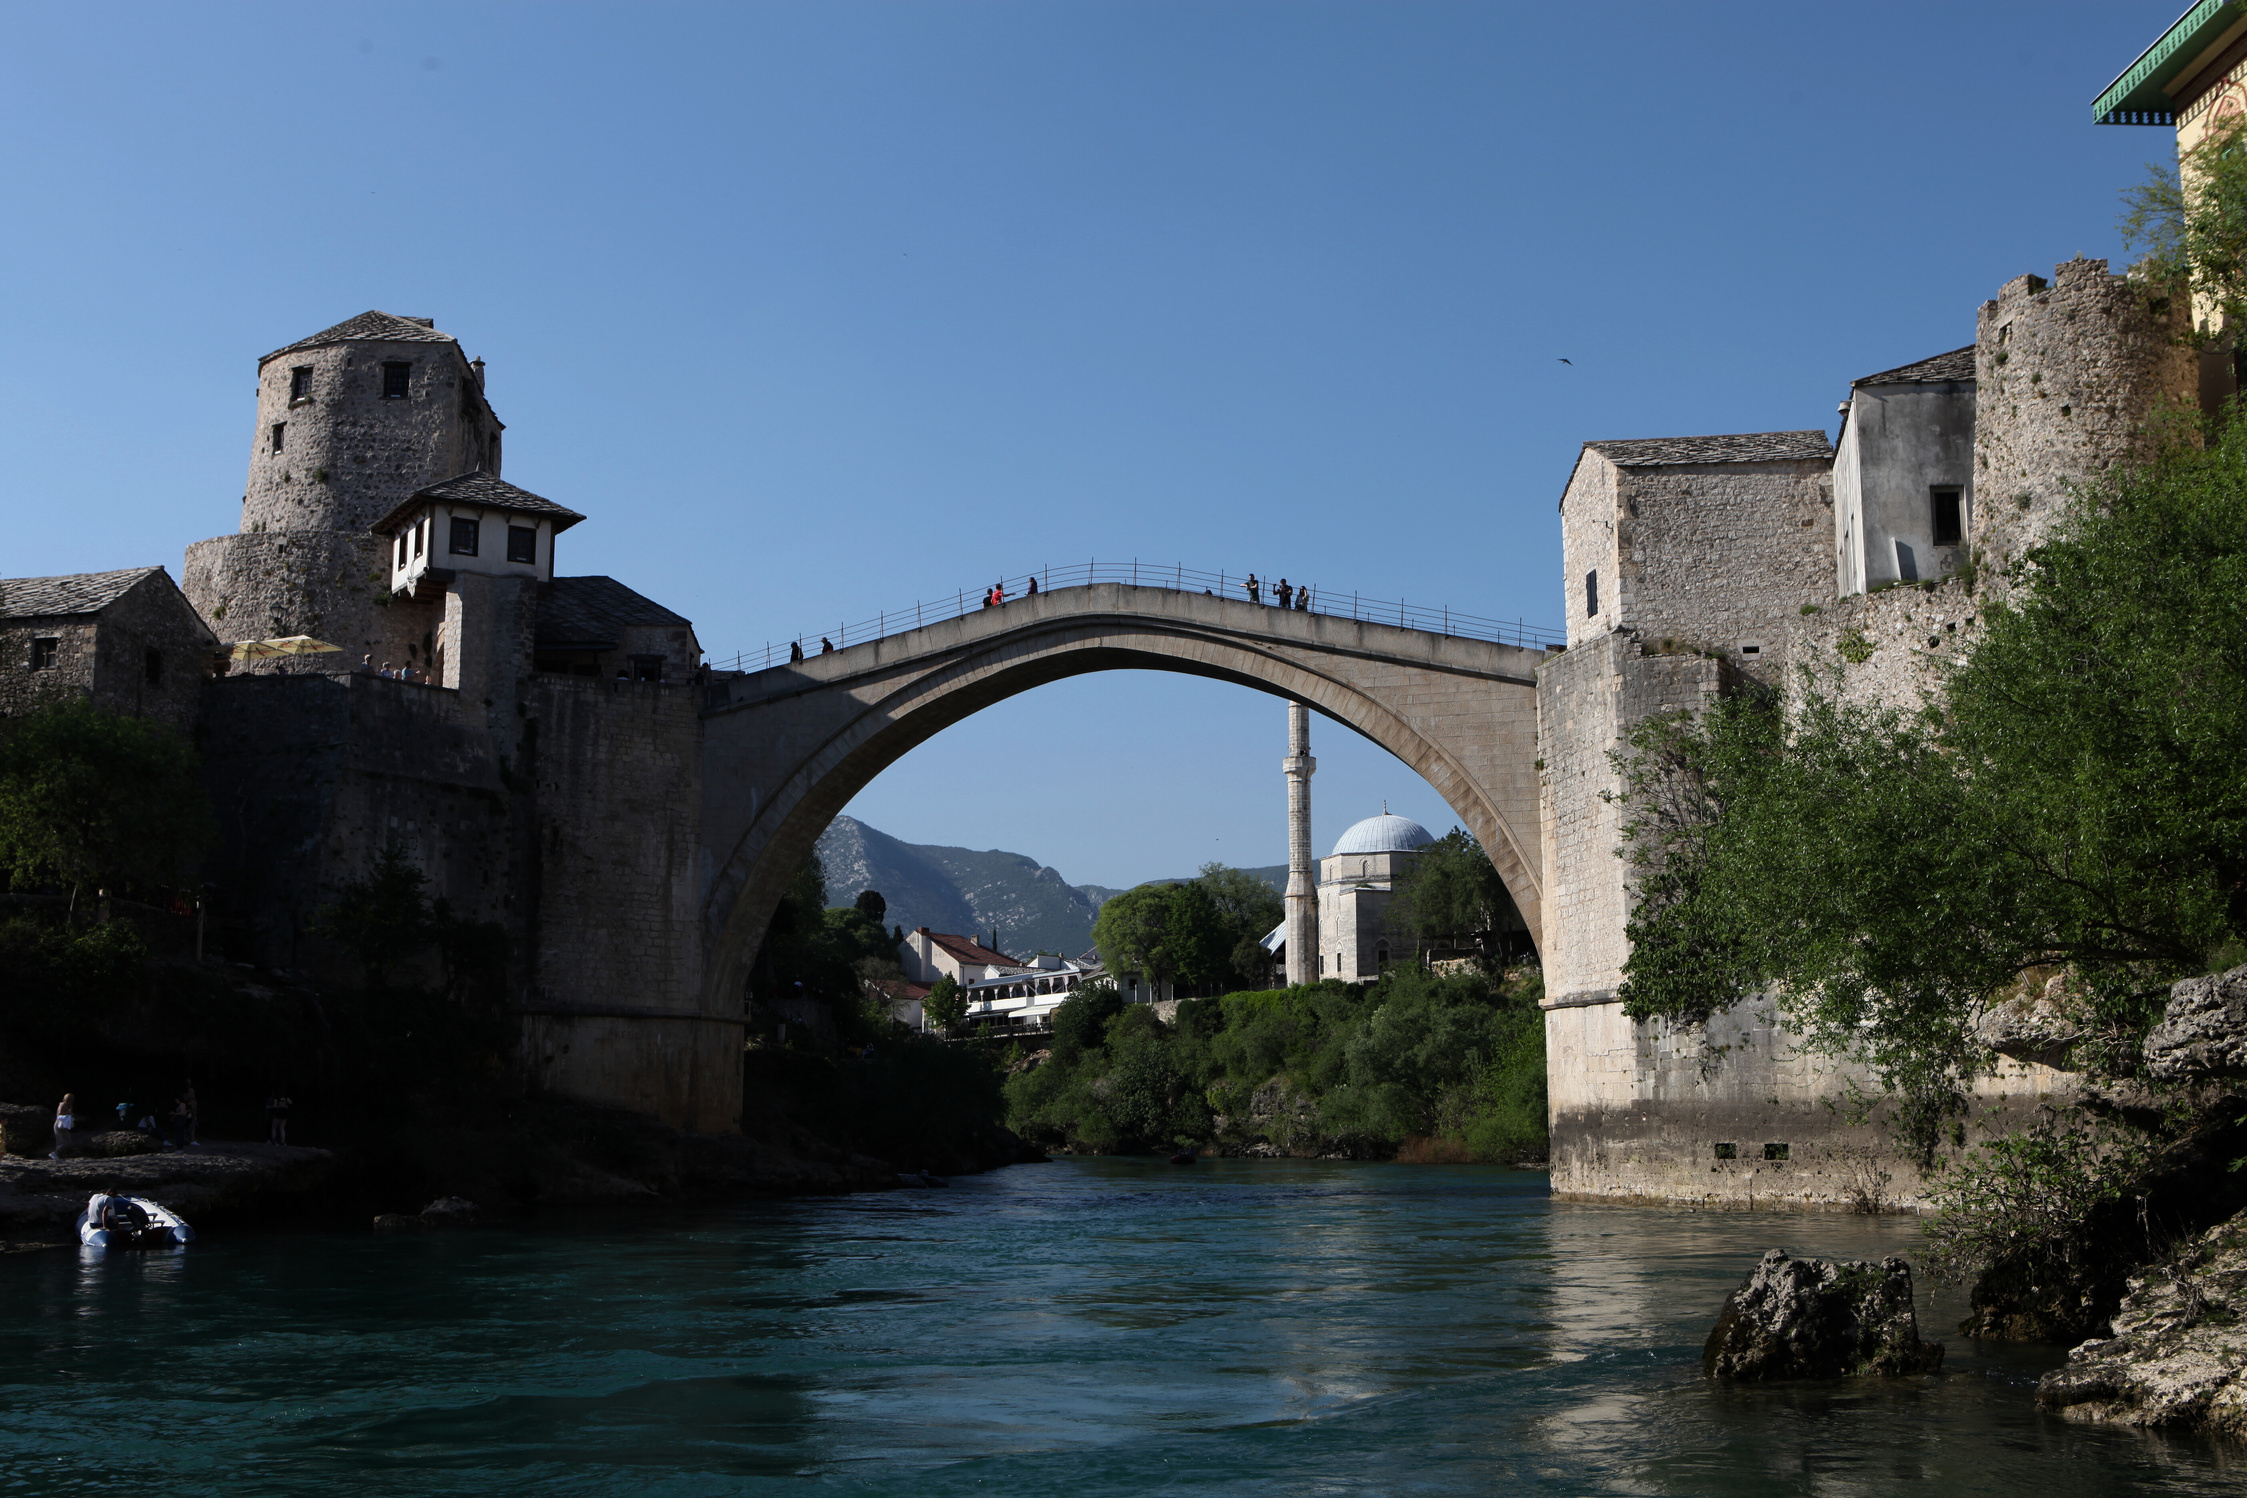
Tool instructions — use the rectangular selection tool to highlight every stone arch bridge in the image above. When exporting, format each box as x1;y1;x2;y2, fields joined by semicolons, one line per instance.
698;583;1549;1014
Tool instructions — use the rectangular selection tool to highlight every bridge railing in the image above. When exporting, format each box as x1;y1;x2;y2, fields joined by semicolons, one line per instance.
709;561;1566;674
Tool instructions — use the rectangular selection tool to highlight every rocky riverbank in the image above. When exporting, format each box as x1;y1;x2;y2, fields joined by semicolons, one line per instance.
0;1140;335;1246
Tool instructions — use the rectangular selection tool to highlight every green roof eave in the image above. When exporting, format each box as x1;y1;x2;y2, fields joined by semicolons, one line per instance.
2094;0;2246;124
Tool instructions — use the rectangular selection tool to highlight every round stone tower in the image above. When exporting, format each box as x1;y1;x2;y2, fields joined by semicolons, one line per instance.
185;312;505;672
1973;259;2196;589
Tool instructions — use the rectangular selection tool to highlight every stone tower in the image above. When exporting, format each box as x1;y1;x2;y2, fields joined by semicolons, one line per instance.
1283;700;1318;985
184;311;506;672
1972;259;2195;590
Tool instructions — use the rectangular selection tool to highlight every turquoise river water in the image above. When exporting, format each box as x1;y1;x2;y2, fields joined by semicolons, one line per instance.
1;1158;2241;1495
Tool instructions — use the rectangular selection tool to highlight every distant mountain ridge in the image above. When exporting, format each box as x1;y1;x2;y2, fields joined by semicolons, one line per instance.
814;815;1284;957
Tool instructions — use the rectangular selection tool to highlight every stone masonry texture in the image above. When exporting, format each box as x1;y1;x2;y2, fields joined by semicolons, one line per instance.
1973;259;2196;593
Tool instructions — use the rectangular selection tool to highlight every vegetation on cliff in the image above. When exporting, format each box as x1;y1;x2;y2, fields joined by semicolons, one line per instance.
1003;964;1545;1162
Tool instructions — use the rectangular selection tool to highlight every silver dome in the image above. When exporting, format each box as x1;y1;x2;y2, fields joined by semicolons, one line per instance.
1330;812;1435;857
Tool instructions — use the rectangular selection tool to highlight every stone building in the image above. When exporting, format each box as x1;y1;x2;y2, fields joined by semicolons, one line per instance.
163;311;730;1131
1537;256;2189;1210
1832;347;1975;595
1311;810;1434;981
0;566;215;728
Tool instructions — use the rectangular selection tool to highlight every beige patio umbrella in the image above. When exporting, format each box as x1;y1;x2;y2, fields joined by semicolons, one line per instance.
230;635;342;661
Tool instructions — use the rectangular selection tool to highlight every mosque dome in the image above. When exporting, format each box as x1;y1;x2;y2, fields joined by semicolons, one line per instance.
1331;811;1435;857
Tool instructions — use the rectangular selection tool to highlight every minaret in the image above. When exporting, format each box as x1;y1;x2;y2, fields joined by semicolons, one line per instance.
1284;701;1319;985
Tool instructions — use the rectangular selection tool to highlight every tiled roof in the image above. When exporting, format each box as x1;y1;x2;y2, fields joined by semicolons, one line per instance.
1582;431;1834;467
1854;346;1976;387
370;470;587;536
0;566;166;620
535;576;693;650
261;311;457;364
929;932;1019;967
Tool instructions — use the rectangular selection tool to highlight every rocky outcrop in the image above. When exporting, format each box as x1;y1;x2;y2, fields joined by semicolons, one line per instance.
2038;1210;2247;1436
0;1142;334;1233
1978;973;2089;1070
1704;1249;1944;1378
2145;964;2247;1083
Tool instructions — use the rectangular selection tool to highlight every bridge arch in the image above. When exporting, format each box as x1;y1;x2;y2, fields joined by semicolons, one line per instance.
697;583;1547;1013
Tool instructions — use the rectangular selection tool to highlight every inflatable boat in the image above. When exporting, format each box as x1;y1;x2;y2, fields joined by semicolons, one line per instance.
77;1193;193;1249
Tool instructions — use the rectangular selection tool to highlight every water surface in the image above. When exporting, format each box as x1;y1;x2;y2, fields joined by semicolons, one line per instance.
1;1158;2237;1495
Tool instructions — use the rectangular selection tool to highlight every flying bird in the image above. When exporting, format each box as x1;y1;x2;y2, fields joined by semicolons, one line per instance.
1558;358;1572;365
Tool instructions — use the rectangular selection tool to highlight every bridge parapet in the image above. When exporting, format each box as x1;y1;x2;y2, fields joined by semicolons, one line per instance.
709;561;1561;673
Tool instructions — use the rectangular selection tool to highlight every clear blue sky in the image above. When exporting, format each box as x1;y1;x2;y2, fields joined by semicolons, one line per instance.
0;2;2183;888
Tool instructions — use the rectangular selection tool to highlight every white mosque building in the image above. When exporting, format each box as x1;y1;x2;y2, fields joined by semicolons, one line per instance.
1264;803;1437;981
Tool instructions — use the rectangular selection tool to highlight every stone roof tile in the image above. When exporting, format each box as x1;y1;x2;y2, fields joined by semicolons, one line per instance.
535;576;693;650
0;566;167;620
260;311;457;365
1582;431;1834;467
1853;346;1976;387
370;470;586;536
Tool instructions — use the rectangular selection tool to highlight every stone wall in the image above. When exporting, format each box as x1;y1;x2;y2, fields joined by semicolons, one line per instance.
1615;460;1834;683
1547;995;2075;1211
520;674;731;1132
1559;451;1620;646
1786;579;1982;716
244;335;499;536
194;674;515;971
1535;634;1726;1010
1835;378;1976;594
1973;258;2196;591
183;531;443;676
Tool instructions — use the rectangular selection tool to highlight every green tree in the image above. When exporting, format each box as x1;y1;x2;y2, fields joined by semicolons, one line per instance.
1614;408;2247;1153
924;974;966;1033
1387;828;1523;964
0;699;212;905
2122;116;2247;338
315;841;436;990
1197;861;1285;987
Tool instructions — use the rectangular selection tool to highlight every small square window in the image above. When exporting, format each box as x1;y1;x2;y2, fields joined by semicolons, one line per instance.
1763;1142;1790;1161
289;366;311;401
1931;487;1964;545
1712;1141;1739;1160
30;637;58;671
144;647;163;687
506;525;536;564
394;535;406;568
413;519;424;558
382;362;411;399
270;422;285;453
631;655;665;683
450;517;479;556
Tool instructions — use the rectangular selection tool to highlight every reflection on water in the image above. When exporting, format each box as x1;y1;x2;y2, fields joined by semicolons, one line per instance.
0;1159;2238;1495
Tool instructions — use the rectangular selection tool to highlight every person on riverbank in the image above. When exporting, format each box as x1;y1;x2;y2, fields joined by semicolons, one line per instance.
50;1094;75;1160
265;1093;292;1146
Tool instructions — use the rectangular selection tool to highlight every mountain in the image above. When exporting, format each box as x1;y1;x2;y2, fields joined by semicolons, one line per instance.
814;817;1288;958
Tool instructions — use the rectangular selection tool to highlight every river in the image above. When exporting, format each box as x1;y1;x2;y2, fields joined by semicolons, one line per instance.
0;1158;2236;1495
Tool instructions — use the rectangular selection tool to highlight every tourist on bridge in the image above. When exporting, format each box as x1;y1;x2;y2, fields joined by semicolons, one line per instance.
820;638;834;654
1026;575;1038;597
1244;573;1261;604
790;640;804;662
1275;579;1293;609
992;581;1006;605
1296;585;1311;612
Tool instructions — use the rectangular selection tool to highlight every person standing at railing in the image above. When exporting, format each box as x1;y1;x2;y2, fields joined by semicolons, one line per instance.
790;640;804;662
1275;578;1293;609
1297;585;1311;612
1244;573;1261;604
1026;575;1039;597
821;638;834;654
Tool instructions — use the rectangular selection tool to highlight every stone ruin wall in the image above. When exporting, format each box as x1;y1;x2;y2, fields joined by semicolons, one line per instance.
1785;579;1982;717
1973;258;2196;593
1559;451;1619;646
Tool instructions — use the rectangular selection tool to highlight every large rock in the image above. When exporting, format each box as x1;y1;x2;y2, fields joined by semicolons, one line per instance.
1704;1249;1944;1378
1977;973;2088;1069
2144;963;2247;1083
2037;1210;2247;1436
